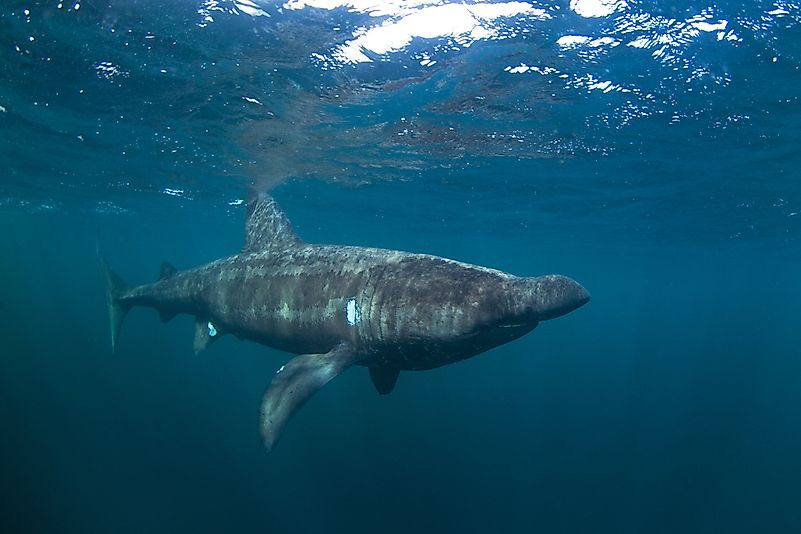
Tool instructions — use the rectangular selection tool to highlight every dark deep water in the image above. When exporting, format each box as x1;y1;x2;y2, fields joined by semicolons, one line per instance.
2;1;801;533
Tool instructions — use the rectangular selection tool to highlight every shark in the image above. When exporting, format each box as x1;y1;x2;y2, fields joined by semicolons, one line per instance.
103;192;590;450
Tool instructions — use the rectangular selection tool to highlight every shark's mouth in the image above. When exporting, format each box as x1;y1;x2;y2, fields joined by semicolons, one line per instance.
480;318;539;336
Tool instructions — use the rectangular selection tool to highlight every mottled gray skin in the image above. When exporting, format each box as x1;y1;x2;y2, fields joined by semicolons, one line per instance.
121;246;585;368
106;193;589;450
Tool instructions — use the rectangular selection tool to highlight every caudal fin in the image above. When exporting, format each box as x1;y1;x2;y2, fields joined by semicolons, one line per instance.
100;256;130;353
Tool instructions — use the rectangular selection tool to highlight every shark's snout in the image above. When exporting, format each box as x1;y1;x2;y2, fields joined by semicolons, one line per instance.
517;274;590;321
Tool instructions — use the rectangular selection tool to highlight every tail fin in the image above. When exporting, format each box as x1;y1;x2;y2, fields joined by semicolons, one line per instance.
100;256;130;353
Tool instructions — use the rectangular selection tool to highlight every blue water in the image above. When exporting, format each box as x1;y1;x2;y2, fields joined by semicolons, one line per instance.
2;1;800;532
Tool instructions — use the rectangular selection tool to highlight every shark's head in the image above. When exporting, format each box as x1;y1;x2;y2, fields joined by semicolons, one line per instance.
509;274;591;322
444;274;590;357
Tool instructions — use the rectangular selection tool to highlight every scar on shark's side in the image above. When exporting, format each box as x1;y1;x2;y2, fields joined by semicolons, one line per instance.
102;190;590;450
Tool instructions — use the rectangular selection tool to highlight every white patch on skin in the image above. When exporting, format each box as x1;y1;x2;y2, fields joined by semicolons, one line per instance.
207;321;218;337
278;301;293;320
345;298;361;326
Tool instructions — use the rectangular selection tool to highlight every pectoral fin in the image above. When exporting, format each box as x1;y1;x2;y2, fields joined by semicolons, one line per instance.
368;366;400;395
260;343;363;451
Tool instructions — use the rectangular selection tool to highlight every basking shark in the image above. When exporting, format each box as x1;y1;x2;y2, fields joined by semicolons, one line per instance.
103;192;589;450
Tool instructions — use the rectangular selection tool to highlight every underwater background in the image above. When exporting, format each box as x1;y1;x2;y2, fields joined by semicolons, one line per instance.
1;1;800;532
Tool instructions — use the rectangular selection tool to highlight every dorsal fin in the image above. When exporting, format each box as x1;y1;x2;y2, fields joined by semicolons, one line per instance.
243;192;303;253
159;261;177;280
